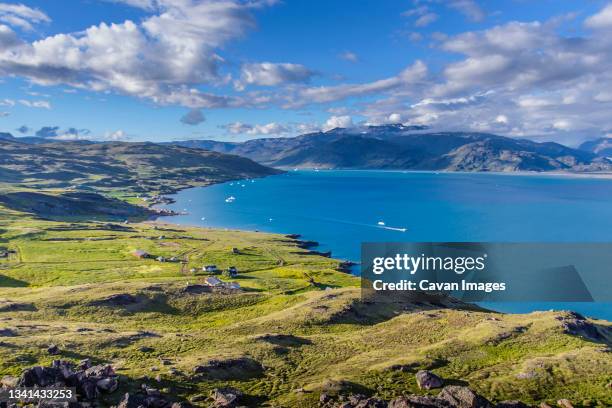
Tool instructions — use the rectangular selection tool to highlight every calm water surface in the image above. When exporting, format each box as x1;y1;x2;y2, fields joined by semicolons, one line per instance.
161;170;612;320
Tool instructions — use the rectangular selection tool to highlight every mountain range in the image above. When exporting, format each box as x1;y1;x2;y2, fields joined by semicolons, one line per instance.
171;124;612;172
579;137;612;157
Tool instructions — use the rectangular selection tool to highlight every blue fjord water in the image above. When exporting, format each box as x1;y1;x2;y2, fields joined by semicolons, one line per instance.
161;170;612;320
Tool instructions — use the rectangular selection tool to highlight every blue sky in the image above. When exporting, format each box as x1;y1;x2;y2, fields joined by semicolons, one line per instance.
1;0;612;144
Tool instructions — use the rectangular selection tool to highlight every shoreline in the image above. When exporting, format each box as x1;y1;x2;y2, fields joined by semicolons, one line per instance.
278;167;612;180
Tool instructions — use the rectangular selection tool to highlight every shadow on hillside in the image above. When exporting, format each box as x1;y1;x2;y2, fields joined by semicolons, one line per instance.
0;274;28;287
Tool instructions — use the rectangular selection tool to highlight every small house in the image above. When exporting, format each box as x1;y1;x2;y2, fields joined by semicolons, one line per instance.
203;265;218;273
132;249;149;259
169;256;178;262
231;247;240;254
156;256;166;262
204;276;222;287
225;266;238;278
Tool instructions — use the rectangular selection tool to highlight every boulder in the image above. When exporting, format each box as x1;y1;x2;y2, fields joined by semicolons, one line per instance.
416;370;444;390
85;364;115;378
47;344;60;355
116;393;146;408
211;387;243;408
556;400;574;408
97;377;119;393
437;386;493;408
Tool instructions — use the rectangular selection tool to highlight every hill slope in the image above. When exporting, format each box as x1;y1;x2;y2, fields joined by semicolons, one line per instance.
0;139;281;194
173;125;612;172
0;207;609;407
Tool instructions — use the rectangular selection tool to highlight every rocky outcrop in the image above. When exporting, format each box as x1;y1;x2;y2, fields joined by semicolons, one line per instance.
12;360;117;401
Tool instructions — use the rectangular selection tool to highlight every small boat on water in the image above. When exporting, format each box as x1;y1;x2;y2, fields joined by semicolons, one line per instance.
225;196;236;203
377;221;385;226
384;226;407;232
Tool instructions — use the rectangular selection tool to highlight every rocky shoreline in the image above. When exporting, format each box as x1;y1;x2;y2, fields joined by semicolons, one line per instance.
0;363;587;408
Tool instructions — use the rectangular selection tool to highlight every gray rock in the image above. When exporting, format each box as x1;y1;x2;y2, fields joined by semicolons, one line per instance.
416;370;444;390
437;386;493;408
47;344;60;355
211;387;243;408
96;377;118;393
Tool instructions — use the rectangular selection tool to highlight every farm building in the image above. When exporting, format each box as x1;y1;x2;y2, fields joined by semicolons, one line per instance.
204;276;222;287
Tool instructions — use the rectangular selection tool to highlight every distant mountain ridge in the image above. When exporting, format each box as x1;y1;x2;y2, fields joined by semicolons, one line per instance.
579;137;612;157
170;125;612;172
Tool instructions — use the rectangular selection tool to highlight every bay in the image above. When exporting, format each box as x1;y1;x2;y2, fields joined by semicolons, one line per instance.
161;170;612;320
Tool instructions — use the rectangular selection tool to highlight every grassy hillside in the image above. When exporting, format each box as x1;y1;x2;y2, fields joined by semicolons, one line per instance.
0;139;281;196
0;203;610;407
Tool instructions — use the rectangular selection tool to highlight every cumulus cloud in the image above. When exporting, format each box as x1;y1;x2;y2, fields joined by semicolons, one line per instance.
323;115;353;131
585;4;612;30
105;129;128;140
351;6;612;142
180;109;206;125
0;0;274;108
236;62;315;90
222;121;289;136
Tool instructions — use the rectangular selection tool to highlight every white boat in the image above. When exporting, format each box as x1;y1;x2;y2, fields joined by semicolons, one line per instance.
377;221;385;226
225;196;236;203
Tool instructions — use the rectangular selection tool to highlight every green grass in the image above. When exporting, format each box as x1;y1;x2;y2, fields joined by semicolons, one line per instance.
0;202;610;407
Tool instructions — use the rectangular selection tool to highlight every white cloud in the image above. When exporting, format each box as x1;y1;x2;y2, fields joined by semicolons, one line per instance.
495;114;508;124
0;98;15;107
448;0;485;22
223;121;289;136
339;51;358;63
585;4;612;30
0;3;50;31
415;13;438;27
323;115;353;131
236;62;315;90
19;99;51;109
0;0;274;108
0;111;8;117
403;6;438;27
290;61;427;106
105;129;128;140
